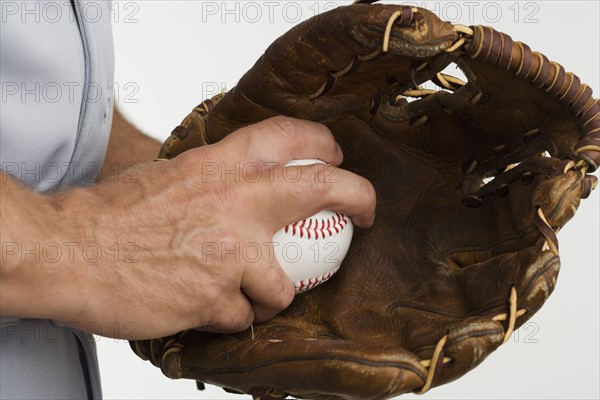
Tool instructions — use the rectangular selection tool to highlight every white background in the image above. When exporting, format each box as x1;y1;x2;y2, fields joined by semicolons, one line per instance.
100;1;600;399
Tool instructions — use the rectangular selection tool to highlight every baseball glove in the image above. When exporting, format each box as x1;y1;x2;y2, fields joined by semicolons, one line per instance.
131;2;599;398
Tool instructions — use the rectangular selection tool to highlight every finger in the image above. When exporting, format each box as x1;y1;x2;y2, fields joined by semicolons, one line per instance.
239;246;295;322
217;116;344;167
251;300;291;324
198;291;255;334
246;163;377;230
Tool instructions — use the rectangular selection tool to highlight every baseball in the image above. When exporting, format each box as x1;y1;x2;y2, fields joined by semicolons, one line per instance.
273;159;354;293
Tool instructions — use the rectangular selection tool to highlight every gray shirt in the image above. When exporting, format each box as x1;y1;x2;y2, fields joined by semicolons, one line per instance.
1;0;115;398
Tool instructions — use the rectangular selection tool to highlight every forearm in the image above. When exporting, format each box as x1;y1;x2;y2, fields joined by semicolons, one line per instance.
99;107;161;181
0;172;86;320
1;107;162;318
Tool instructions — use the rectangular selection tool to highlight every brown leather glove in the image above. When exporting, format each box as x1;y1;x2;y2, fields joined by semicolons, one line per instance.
131;2;599;399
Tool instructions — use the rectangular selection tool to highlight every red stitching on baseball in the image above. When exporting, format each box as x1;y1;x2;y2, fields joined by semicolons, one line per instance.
295;266;341;291
285;213;348;239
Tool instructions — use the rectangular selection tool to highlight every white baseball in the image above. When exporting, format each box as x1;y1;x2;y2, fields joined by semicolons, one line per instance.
273;159;354;293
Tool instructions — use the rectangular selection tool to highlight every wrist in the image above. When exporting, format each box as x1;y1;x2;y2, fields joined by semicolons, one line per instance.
0;189;87;321
46;187;117;324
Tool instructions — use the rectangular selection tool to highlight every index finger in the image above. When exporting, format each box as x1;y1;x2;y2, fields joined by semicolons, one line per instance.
246;162;377;231
216;116;344;167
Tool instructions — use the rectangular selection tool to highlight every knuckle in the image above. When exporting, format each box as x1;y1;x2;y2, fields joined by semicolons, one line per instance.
226;127;253;150
202;285;222;306
195;287;222;325
266;116;301;144
274;282;295;310
262;284;294;313
229;116;302;158
200;290;253;332
307;164;337;197
222;303;254;332
219;125;257;160
360;178;377;209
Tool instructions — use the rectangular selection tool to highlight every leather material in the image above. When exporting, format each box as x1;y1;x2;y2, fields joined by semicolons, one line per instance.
133;3;598;399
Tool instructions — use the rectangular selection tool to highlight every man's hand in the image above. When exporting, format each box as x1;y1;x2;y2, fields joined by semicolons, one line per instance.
0;117;376;340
